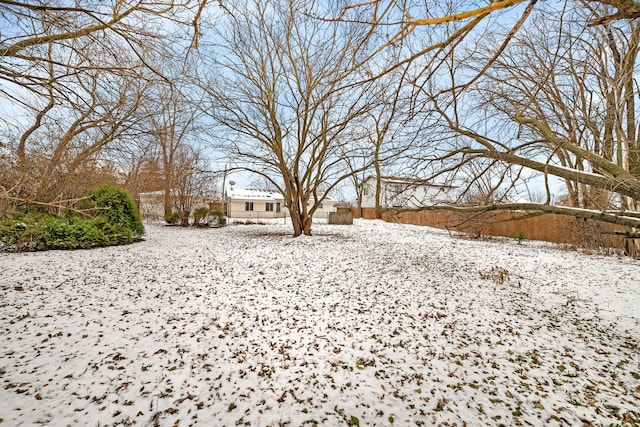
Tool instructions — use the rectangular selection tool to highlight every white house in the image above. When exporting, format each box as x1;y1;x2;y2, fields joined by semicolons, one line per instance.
226;188;337;219
361;176;456;209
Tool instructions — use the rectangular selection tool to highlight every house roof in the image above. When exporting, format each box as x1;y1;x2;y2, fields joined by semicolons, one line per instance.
226;189;284;201
139;190;221;199
364;175;456;188
226;188;337;202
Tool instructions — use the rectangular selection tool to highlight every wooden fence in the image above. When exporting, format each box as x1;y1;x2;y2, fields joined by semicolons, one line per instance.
352;207;635;253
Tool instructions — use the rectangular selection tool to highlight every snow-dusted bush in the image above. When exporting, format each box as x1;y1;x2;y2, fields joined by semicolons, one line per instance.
164;212;180;225
87;185;144;238
0;186;144;251
211;209;226;226
193;207;210;226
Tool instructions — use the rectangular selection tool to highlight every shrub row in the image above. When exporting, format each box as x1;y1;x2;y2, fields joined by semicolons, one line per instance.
0;186;144;252
165;208;226;227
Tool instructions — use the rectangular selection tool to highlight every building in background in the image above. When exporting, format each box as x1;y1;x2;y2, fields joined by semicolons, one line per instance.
361;176;456;209
226;188;337;220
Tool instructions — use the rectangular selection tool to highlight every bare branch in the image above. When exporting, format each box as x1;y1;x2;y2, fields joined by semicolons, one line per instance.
397;202;640;228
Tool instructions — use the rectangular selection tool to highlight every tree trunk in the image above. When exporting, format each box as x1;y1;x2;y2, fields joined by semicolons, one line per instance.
163;173;172;218
624;42;639;210
374;149;382;219
287;201;313;237
291;213;303;237
161;134;173;218
303;217;312;236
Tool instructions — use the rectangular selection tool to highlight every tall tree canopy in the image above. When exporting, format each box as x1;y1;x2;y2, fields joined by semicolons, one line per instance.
0;0;207;212
347;0;640;229
201;0;378;236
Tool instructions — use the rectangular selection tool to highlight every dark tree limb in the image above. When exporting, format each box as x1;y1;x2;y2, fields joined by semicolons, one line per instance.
394;202;640;228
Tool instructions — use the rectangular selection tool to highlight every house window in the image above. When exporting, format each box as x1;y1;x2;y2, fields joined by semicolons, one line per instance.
363;187;370;196
276;202;281;213
265;202;274;212
389;183;403;194
318;203;323;209
245;202;254;211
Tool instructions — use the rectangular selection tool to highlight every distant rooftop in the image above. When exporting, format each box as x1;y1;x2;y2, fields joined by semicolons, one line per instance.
365;176;456;188
226;188;337;202
226;188;284;200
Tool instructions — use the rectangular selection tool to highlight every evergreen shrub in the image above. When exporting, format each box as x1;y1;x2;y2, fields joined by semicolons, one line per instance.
0;185;144;251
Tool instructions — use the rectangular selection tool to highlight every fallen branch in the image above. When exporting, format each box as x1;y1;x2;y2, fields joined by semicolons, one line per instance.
601;230;640;239
0;194;95;217
391;203;640;228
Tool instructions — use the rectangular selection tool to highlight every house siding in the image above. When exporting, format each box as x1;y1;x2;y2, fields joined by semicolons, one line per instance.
226;189;337;219
227;199;284;219
361;177;455;208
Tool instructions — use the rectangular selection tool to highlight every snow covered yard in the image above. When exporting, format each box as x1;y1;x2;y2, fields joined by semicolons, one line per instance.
1;219;639;427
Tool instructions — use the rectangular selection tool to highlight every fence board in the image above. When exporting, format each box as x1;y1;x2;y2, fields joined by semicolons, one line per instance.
352;207;631;251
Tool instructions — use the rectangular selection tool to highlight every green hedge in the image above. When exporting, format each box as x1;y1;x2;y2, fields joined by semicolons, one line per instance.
87;185;144;237
0;186;144;251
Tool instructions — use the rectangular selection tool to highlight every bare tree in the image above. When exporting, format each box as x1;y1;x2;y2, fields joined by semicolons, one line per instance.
171;145;217;225
342;59;418;217
2;57;153;202
141;74;205;218
423;4;640;225
345;0;640;231
202;0;376;236
364;65;417;218
0;0;209;212
112;132;163;207
483;7;640;212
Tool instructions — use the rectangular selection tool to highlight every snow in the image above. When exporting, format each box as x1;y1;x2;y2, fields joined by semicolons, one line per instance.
1;219;639;426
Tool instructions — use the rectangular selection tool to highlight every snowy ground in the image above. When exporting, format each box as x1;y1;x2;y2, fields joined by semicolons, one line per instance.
1;219;639;426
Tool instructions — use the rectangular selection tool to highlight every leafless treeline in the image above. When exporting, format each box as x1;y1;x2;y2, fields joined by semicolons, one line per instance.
1;0;639;235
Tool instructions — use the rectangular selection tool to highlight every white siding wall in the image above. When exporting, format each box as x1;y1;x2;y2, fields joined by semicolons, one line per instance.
361;180;377;208
226;194;336;219
361;178;455;208
227;199;285;219
308;200;336;220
